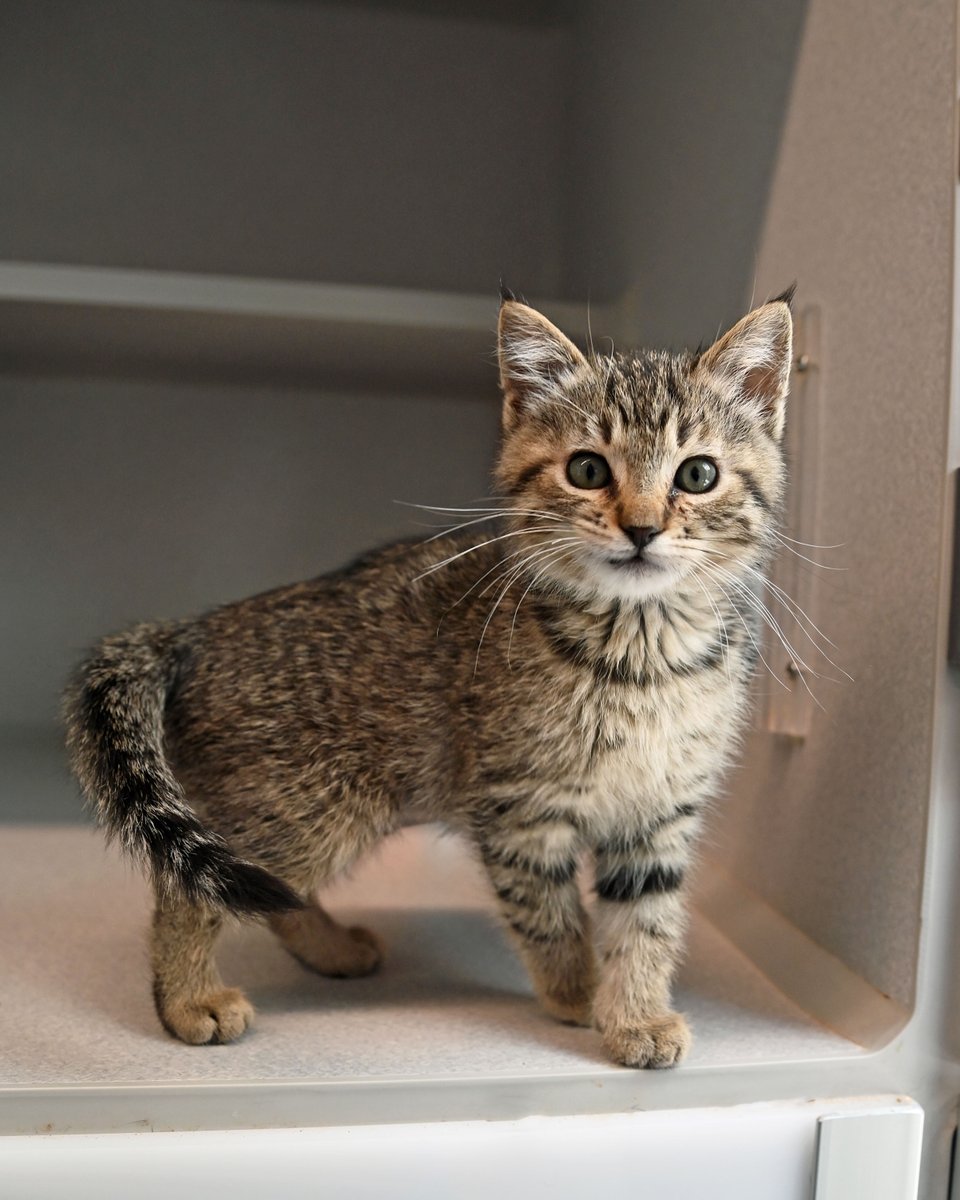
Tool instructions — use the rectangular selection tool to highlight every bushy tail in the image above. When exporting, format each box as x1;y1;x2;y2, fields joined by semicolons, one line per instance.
64;625;302;915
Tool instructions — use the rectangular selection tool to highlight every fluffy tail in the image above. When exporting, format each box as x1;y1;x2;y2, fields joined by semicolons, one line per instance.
65;625;302;915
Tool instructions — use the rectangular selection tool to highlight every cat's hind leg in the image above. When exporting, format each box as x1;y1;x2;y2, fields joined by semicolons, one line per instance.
268;902;383;978
151;895;254;1045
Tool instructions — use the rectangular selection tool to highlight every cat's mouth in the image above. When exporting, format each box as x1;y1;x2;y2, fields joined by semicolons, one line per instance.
607;553;664;573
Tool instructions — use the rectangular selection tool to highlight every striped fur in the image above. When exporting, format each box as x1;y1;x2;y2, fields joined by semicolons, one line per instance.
65;295;791;1062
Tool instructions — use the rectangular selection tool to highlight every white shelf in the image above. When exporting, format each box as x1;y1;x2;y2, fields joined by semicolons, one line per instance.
0;823;874;1137
0;262;607;394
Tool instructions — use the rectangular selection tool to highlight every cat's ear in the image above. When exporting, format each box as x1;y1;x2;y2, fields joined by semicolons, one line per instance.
498;298;588;428
695;295;794;441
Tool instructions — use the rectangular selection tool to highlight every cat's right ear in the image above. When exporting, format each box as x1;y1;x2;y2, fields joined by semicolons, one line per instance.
498;299;588;430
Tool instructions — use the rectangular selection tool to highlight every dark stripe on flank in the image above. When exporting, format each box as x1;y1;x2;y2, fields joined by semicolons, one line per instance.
595;863;684;902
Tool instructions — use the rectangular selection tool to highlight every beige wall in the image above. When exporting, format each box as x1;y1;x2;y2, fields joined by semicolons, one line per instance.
713;0;957;1006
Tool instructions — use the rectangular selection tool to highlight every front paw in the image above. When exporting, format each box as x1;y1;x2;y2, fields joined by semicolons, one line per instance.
156;987;255;1045
602;1012;690;1068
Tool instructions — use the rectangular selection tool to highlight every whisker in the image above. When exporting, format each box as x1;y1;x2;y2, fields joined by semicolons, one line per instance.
696;563;834;705
770;532;846;571
439;539;564;622
776;532;846;550
412;524;562;582
694;565;788;691
398;500;563;522
687;566;732;682
506;544;581;664
474;537;576;601
680;544;852;683
473;542;576;676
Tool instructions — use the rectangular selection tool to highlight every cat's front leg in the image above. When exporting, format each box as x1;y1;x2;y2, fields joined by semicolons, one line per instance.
475;819;595;1026
591;817;696;1068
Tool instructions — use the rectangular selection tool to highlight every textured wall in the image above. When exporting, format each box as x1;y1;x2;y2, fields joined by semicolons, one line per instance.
711;0;956;1007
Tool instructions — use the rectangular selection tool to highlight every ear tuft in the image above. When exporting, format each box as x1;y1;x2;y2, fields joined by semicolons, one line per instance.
695;300;793;441
498;301;588;427
499;279;517;305
771;282;797;309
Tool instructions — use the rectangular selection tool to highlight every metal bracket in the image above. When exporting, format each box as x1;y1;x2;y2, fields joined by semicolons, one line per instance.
760;303;825;739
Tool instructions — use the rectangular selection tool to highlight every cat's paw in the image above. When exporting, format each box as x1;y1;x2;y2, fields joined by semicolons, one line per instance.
541;991;594;1027
157;987;255;1045
285;920;383;978
334;924;384;978
602;1012;690;1069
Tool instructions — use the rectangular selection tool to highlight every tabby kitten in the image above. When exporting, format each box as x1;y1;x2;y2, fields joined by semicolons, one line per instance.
66;290;792;1068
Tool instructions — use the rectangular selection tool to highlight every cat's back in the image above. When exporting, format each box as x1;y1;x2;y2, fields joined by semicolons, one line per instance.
165;528;498;745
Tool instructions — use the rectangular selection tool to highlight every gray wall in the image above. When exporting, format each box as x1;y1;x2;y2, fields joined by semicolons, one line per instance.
564;0;808;344
0;0;570;297
0;378;500;818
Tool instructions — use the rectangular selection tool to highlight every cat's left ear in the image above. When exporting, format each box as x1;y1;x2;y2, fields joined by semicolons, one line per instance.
498;298;588;429
695;295;794;441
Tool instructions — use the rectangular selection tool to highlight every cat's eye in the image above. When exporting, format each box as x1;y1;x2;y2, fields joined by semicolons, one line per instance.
674;457;718;494
567;452;611;490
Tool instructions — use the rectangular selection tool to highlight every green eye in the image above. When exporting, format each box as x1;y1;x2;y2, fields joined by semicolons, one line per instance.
566;452;611;490
674;457;718;494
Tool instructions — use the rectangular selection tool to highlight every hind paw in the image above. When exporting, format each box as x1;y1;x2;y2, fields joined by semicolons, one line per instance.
271;906;383;978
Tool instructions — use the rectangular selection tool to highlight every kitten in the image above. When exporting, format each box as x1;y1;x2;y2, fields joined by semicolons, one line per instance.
65;289;792;1067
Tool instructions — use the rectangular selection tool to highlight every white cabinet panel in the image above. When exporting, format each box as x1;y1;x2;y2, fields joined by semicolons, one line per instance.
1;1098;921;1200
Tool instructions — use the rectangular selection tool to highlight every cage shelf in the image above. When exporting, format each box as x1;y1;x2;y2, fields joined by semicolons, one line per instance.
0;262;609;394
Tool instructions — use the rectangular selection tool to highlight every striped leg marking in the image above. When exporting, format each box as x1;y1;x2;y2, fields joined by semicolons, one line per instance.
591;806;700;1068
476;819;594;1026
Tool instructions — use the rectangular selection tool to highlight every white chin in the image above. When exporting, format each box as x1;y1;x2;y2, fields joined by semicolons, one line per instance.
589;557;685;602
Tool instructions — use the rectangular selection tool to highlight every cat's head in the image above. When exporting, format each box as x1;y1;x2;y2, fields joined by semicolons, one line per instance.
495;294;792;604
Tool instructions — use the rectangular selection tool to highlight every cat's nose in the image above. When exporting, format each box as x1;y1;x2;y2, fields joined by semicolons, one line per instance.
623;525;662;551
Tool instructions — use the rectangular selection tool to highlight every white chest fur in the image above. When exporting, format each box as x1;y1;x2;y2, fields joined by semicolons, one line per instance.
564;601;751;839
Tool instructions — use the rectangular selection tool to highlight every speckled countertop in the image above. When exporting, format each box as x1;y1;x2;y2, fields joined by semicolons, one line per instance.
0;824;854;1089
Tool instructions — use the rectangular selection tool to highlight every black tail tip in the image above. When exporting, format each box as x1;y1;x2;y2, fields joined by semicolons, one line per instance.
218;861;305;915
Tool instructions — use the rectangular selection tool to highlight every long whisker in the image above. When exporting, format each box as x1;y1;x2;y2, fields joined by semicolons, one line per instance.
412;524;562;582
419;513;513;544
686;565;732;682
679;543;852;682
432;535;575;638
770;532;846;571
506;544;581;663
692;565;787;690
695;562;831;707
473;541;579;675
441;541;556;616
398;500;563;521
776;532;846;550
474;537;574;601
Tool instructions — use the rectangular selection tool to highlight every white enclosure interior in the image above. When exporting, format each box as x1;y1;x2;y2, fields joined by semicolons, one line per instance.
1;0;957;1193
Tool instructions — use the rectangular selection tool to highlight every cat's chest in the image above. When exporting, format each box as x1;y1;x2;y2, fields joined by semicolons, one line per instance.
557;602;749;810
